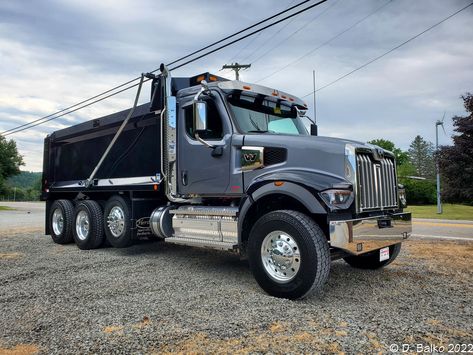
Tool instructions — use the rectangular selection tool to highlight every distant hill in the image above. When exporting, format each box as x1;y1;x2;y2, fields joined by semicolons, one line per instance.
6;171;42;189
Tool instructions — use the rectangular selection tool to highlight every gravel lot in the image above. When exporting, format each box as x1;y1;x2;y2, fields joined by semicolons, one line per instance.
0;209;472;353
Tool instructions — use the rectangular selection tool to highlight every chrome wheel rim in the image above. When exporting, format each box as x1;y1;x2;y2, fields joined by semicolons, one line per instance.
261;230;301;283
107;206;125;238
76;210;90;241
52;208;64;235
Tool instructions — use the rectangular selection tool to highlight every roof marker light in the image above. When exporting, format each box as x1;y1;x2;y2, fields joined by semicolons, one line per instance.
243;85;251;90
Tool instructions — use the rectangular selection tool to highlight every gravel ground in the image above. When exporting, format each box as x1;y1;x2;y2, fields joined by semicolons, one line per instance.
0;227;472;354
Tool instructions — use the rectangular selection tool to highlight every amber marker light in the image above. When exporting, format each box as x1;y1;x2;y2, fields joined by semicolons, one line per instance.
274;181;285;187
196;75;205;83
243;85;251;90
209;76;217;81
153;184;158;191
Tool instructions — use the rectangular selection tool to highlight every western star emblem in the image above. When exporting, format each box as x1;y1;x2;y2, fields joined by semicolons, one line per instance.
244;153;257;162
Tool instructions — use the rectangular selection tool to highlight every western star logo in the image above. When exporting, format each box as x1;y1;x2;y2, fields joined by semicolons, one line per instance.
244;153;257;162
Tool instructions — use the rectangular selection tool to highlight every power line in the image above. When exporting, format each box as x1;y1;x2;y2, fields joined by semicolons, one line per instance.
3;81;145;136
301;1;473;97
224;0;298;65
1;0;324;136
256;0;392;84
167;0;329;72
249;0;340;66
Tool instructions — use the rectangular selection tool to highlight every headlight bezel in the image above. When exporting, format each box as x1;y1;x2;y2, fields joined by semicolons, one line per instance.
319;188;354;211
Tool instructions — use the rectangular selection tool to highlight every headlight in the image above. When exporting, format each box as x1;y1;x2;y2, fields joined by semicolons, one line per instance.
320;189;354;210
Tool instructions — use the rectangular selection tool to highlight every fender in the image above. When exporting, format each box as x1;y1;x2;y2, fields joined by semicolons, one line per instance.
238;181;327;247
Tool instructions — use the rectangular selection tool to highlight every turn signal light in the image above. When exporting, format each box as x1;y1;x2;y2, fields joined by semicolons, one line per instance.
243;85;251;90
196;75;205;83
274;181;285;187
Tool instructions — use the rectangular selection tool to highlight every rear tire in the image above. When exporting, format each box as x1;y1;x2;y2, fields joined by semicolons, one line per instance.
248;210;330;300
72;200;105;250
343;243;401;270
103;196;133;248
49;199;74;244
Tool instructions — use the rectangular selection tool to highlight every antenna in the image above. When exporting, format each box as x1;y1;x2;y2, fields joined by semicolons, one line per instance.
312;69;317;125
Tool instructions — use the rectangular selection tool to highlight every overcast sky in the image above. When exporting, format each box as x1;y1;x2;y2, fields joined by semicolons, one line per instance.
1;0;472;171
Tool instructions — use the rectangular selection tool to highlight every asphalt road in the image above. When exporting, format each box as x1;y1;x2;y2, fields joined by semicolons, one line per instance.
1;201;472;241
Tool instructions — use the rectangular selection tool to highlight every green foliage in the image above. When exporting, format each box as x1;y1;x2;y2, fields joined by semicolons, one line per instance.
0;136;24;189
6;171;41;189
437;93;473;204
407;135;435;179
0;171;41;201
402;178;437;205
368;138;409;166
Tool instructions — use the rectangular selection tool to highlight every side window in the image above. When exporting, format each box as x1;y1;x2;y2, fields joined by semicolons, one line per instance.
184;98;224;140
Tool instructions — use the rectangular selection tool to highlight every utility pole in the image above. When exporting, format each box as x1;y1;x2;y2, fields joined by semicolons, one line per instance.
435;118;444;214
221;63;251;80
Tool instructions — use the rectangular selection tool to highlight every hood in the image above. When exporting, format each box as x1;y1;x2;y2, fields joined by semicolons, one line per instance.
242;134;389;192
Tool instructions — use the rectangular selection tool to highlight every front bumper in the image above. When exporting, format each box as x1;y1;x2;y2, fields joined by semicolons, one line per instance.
329;212;411;255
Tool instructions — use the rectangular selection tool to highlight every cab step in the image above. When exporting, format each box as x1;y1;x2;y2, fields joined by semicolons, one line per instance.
164;237;237;251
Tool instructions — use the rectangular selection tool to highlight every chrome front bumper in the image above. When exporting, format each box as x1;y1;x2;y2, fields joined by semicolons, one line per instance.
329;212;412;255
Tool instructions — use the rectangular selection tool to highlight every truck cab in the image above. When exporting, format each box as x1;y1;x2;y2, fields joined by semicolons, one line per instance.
42;66;411;299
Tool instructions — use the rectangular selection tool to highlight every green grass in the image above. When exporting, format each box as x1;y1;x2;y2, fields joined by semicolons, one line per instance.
0;205;15;211
406;204;473;220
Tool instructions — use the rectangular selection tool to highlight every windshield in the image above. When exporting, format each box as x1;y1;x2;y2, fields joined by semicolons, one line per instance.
227;92;309;135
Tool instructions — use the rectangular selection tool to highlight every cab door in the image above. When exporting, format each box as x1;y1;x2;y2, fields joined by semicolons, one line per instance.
177;94;232;196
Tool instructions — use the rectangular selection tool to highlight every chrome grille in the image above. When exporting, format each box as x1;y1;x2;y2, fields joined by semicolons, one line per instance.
356;153;398;211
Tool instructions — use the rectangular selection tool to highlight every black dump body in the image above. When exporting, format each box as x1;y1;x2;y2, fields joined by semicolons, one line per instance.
42;103;161;194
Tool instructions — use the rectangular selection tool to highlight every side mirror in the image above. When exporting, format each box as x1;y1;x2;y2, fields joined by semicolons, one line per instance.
193;101;208;132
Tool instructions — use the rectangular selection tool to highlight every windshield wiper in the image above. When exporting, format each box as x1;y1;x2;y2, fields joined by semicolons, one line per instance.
248;113;262;131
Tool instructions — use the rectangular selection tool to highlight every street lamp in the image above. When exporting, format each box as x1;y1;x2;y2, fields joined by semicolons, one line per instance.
435;114;445;214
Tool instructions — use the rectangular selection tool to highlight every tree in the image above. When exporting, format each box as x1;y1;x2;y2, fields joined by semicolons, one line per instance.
368;138;409;166
407;135;435;179
0;136;24;191
437;93;473;204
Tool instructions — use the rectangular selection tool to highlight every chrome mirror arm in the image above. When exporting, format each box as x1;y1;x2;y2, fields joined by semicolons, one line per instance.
195;132;215;149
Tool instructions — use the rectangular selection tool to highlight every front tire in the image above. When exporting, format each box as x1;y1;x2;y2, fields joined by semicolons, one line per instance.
103;196;133;248
248;210;330;300
73;200;105;250
343;243;402;270
49;199;74;244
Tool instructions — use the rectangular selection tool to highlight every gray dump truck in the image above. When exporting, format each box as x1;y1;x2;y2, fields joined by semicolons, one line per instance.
42;64;411;299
